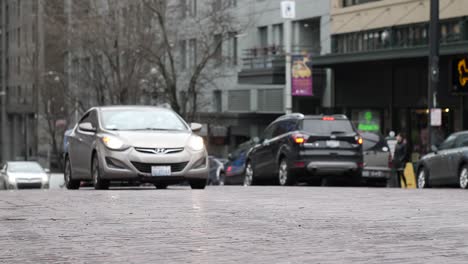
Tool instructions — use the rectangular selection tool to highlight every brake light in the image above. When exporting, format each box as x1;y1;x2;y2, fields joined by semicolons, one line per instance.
294;161;306;168
323;116;335;121
227;166;232;172
292;133;308;144
357;137;363;145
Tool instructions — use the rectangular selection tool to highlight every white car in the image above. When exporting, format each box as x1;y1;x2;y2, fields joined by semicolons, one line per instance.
1;161;50;190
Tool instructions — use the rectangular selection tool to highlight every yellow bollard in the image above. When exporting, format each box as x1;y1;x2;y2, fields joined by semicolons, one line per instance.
401;162;417;189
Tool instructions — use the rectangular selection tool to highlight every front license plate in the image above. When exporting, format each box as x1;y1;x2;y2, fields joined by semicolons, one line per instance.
151;166;171;176
326;140;340;148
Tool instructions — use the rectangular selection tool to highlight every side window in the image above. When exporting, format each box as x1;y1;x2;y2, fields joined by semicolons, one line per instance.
439;135;456;150
79;111;98;128
273;120;296;138
79;113;91;125
263;124;276;140
455;135;468;148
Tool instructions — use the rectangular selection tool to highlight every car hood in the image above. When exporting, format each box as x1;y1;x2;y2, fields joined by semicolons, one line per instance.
112;130;192;148
8;172;46;179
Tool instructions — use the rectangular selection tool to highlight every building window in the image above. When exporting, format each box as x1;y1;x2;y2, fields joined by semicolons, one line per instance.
227;32;238;65
17;27;21;48
342;0;381;8
213;34;223;64
188;39;197;68
227;0;237;8
188;0;197;17
213;90;222;112
179;40;187;70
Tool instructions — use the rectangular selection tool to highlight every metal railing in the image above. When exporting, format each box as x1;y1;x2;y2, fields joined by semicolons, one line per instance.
241;45;321;71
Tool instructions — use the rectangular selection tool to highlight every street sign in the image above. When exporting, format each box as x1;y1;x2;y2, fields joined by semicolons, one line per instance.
430;108;442;127
281;1;296;19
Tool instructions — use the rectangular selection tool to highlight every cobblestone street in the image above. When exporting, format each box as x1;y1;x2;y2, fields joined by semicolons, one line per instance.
1;186;468;263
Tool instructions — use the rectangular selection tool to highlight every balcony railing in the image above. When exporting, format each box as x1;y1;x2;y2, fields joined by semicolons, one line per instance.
242;45;321;71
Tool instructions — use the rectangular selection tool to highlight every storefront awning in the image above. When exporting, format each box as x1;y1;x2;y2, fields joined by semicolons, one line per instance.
311;41;468;67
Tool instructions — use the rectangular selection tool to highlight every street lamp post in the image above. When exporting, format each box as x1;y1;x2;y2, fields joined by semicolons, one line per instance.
282;1;295;115
427;0;440;153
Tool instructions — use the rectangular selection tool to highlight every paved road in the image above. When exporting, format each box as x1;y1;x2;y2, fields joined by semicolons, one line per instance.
0;186;467;263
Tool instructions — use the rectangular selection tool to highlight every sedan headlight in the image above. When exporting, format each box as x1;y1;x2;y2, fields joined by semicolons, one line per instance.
41;174;49;183
187;136;205;151
7;175;16;184
102;136;129;150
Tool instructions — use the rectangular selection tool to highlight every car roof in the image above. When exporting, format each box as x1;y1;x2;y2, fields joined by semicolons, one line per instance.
94;105;173;112
273;113;348;123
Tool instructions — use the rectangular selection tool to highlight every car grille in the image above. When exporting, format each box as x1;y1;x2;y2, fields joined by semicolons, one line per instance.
17;183;42;189
131;161;189;173
134;147;184;155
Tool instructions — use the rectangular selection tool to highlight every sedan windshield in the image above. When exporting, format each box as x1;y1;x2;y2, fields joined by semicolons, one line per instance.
8;162;44;173
101;109;188;131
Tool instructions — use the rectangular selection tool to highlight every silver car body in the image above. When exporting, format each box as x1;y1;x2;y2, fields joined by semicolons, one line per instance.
65;106;209;186
1;161;49;190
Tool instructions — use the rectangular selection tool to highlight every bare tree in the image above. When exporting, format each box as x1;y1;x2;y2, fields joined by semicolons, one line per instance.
140;0;244;119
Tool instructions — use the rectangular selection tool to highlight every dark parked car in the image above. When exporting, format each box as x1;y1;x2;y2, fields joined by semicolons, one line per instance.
361;132;392;186
245;114;364;186
417;131;468;189
224;140;256;185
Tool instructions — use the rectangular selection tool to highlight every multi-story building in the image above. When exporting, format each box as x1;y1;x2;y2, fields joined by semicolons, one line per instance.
197;0;332;155
0;0;67;166
313;0;468;159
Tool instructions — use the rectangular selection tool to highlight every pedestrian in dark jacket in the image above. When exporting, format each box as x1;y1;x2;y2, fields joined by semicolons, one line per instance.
393;133;409;187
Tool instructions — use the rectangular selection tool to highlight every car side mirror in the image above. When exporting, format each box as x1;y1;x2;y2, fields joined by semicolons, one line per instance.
431;145;438;153
190;123;203;132
78;122;96;133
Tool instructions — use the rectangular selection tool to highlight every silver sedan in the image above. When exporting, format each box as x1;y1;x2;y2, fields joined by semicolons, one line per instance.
64;106;209;190
1;161;50;190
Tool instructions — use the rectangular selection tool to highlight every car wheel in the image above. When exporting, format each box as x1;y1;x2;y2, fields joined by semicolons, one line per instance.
417;167;430;189
64;156;80;190
244;161;255;186
92;154;110;190
154;183;168;189
459;165;468;189
189;179;206;189
278;159;295;186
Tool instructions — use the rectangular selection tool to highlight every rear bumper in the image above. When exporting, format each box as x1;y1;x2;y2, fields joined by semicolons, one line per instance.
304;161;362;176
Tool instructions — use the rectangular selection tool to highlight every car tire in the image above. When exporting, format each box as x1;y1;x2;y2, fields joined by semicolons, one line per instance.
154;183;168;189
278;159;295;186
243;161;256;186
321;177;332;187
459;165;468;189
417;167;430;189
92;154;110;190
189;179;206;189
64;156;80;190
351;172;362;187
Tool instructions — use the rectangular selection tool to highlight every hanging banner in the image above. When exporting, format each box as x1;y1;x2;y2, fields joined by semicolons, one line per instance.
291;55;313;96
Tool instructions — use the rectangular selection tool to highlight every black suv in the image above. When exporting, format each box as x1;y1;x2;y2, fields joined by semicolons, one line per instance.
244;114;363;186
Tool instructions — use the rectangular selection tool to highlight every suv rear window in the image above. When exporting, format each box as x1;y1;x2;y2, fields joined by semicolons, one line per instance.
302;119;355;135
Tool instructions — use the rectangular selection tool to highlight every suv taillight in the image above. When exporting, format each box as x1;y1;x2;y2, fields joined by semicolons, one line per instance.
355;135;363;145
292;133;309;144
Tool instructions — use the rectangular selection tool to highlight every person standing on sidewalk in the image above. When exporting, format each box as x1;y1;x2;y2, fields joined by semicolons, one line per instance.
393;133;409;188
